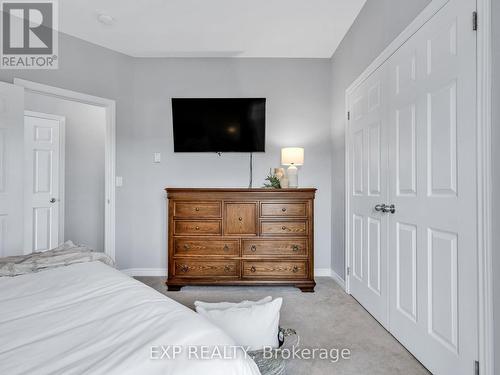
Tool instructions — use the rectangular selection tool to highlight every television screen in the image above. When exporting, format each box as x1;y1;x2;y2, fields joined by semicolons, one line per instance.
172;98;266;152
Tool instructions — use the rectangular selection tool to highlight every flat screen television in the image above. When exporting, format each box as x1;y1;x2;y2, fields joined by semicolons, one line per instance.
172;98;266;152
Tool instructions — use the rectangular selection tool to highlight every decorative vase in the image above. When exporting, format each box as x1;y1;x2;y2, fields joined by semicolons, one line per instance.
274;168;286;188
274;167;285;179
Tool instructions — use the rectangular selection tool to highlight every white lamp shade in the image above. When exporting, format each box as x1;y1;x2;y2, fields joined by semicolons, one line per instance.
281;147;304;166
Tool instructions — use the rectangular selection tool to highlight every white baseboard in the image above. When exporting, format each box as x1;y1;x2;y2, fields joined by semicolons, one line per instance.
121;268;167;277
121;267;346;291
330;270;346;290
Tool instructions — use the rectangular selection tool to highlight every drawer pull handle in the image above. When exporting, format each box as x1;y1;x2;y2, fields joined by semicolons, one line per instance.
183;244;190;250
195;226;200;230
180;265;189;273
292;266;299;273
238;217;243;221
282;226;287;231
292;244;299;252
223;244;230;251
250;245;257;252
250;266;256;273
282;208;287;212
195;207;200;211
224;265;231;272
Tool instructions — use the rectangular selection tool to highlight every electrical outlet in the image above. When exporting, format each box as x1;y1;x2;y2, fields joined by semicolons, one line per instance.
153;152;161;163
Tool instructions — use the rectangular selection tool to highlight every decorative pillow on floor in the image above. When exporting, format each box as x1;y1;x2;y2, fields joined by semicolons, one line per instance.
196;297;283;351
194;296;272;311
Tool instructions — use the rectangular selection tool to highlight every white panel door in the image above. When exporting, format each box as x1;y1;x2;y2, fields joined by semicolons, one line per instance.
0;82;24;257
24;113;63;253
387;0;477;374
347;66;389;327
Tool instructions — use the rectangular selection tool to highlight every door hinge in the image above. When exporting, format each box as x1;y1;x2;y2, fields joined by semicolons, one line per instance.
474;360;479;375
347;111;351;120
473;11;478;31
347;266;351;276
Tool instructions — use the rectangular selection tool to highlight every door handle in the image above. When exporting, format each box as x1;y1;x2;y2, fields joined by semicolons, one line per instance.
50;198;57;203
374;204;396;214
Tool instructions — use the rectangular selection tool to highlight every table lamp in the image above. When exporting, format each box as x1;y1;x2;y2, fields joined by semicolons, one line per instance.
281;147;304;188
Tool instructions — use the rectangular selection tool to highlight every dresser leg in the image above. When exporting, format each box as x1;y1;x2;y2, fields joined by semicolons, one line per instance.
166;284;182;291
296;282;316;292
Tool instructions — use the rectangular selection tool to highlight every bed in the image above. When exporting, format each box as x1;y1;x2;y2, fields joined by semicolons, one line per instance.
0;260;260;375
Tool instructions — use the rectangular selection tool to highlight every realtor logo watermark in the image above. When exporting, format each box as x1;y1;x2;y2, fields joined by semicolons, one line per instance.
150;345;352;364
1;0;58;69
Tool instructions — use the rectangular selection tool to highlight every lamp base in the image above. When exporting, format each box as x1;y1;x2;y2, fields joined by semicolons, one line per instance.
287;165;298;188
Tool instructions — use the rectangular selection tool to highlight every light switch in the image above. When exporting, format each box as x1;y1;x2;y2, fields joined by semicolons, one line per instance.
153;152;161;163
116;176;123;187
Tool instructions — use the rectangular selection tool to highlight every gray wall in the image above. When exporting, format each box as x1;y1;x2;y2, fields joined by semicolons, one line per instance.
120;58;332;270
329;0;431;278
492;0;499;372
25;93;106;251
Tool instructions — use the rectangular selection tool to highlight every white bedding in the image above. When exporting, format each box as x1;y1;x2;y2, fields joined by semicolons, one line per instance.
0;261;260;375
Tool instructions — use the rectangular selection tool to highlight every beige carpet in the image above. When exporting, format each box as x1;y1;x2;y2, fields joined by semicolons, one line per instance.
135;276;430;375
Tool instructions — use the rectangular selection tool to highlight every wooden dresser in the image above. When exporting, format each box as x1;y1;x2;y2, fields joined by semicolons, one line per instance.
165;188;316;292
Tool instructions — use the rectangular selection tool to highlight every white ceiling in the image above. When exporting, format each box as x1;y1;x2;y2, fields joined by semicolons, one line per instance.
59;0;366;58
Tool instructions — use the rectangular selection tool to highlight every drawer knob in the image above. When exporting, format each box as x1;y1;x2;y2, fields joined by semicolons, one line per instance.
195;207;200;211
250;245;257;252
183;244;190;250
180;265;189;273
238;217;243;221
282;226;287;231
250;266;256;273
223;244;230;251
195;226;200;230
282;207;287;212
224;265;231;272
292;266;299;273
292;244;299;252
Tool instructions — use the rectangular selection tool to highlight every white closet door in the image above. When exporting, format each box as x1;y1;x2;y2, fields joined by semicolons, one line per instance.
0;82;24;257
24;113;62;253
347;66;389;327
387;0;477;374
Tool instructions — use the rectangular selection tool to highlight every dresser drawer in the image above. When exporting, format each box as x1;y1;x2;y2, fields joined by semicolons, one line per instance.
174;220;221;235
242;239;307;257
224;203;257;235
261;202;307;217
174;259;238;278
242;260;307;278
174;239;239;256
261;221;307;236
174;201;221;218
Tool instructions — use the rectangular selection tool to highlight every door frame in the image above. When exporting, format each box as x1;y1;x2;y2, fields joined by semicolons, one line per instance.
343;0;493;374
23;110;66;254
14;78;117;261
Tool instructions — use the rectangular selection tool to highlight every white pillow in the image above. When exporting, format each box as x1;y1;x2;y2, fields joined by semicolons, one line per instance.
196;297;283;351
194;296;272;311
